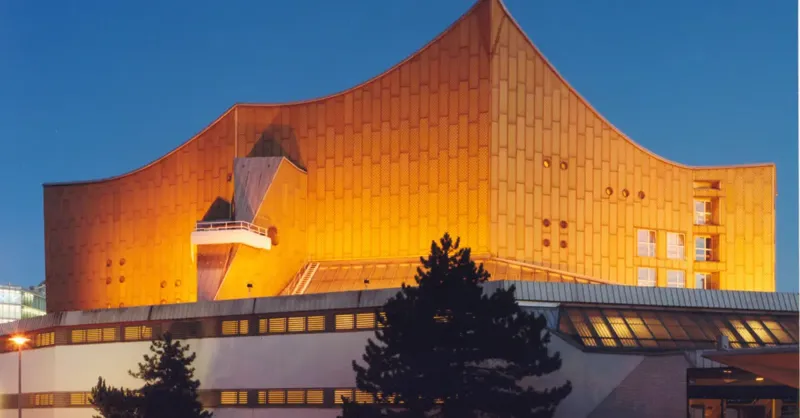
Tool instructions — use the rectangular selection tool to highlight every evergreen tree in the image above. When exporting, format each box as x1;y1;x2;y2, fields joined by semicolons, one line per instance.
342;234;572;418
90;333;212;418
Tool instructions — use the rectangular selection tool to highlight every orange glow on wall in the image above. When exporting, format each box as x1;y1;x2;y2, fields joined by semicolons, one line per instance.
42;0;775;313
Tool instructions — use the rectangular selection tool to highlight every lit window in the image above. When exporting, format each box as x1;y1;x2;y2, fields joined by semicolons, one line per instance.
694;200;712;225
666;270;685;288
637;230;656;257
695;272;712;289
637;267;656;287
666;232;685;260
695;237;713;261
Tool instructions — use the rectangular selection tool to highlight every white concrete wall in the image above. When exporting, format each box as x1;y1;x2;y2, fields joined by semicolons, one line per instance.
0;332;672;418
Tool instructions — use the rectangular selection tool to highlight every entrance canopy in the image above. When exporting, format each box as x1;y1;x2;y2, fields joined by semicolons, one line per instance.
703;345;799;388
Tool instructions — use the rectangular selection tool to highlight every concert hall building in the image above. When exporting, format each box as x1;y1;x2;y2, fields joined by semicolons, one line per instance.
1;0;794;417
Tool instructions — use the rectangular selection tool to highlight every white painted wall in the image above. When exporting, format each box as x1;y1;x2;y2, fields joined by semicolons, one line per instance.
0;332;671;418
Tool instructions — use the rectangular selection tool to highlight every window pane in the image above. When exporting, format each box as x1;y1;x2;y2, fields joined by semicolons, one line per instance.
666;270;685;288
637;268;656;287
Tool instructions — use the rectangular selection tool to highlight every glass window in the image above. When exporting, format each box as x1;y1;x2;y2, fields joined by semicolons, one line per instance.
666;270;685;288
695;272;712;289
694;200;712;225
637;230;656;257
666;232;685;260
637;267;656;287
695;236;713;261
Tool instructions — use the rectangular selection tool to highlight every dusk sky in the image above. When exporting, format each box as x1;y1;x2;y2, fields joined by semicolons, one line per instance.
0;0;796;291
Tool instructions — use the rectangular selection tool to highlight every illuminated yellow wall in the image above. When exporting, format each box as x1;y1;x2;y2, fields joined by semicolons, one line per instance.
42;0;775;313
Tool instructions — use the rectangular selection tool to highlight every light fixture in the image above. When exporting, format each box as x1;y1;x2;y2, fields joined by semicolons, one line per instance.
9;335;29;347
755;376;764;382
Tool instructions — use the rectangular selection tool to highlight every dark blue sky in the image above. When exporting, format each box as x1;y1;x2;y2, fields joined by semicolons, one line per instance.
0;0;796;291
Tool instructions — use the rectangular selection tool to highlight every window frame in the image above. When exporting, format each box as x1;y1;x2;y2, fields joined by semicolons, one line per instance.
637;267;656;287
637;229;657;257
666;232;685;260
694;199;713;225
666;270;686;288
695;236;713;261
695;272;712;289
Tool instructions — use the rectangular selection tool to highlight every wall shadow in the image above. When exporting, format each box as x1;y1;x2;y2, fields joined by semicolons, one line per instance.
201;197;232;222
245;117;304;170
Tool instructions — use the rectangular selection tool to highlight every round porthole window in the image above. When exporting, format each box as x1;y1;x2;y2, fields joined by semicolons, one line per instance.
559;161;568;170
621;189;630;198
543;158;551;168
543;219;551;227
560;240;568;249
605;187;614;196
543;239;551;247
559;220;568;229
638;191;646;199
160;280;167;288
119;276;125;284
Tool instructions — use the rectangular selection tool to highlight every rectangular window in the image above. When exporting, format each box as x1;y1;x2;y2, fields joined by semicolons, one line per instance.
356;313;376;329
286;390;305;404
221;319;249;336
666;270;686;288
32;393;54;406
288;317;306;332
335;314;355;330
306;390;324;404
124;325;153;341
307;316;325;332
666;232;685;260
694;200;713;225
637;230;656;257
220;391;248;405
695;236;713;261
334;389;354;404
637;267;656;287
69;392;90;406
695;272;712;289
34;332;55;347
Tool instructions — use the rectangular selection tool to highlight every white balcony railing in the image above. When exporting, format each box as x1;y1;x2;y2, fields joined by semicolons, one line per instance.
191;220;272;253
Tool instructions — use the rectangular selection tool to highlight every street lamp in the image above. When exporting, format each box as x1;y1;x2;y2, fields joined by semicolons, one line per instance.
9;335;29;418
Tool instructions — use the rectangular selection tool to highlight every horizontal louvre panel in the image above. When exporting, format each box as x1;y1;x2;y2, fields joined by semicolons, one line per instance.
124;326;152;341
71;330;86;344
377;312;387;328
69;393;89;406
286;390;305;404
355;390;374;404
356;313;375;329
86;329;102;343
258;319;268;334
239;320;249;335
307;316;325;332
269;318;287;333
335;314;355;330
268;390;285;404
306;390;324;404
102;328;116;342
220;391;238;405
257;391;267;405
334;389;354;404
222;321;239;336
288;317;306;333
238;391;248;404
35;332;54;347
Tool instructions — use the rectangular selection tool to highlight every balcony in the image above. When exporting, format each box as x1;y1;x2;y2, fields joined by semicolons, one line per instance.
190;221;273;251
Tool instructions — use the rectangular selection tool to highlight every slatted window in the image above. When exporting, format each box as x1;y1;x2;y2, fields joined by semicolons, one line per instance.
728;319;758;347
763;320;793;343
288;317;306;332
586;311;616;347
356;313;375;329
306;390;324;404
71;330;86;344
745;320;775;345
32;393;54;406
605;313;637;347
377;312;387;328
307;316;325;332
124;325;153;341
269;318;287;333
102;328;117;342
34;332;55;347
567;311;596;347
222;320;249;336
336;314;355;330
258;319;268;334
70;392;91;406
268;390;286;404
86;329;102;343
355;390;374;404
220;391;247;405
257;391;267;405
286;390;305;404
334;389;354;404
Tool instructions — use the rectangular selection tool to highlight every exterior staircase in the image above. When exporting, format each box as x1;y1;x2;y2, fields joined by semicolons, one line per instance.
290;262;320;296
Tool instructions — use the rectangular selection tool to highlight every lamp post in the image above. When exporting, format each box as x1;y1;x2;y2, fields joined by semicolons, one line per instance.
9;335;29;418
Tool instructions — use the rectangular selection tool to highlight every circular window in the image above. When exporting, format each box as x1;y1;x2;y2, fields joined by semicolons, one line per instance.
119;258;126;266
175;280;182;287
621;189;630;198
160;280;167;288
543;158;551;168
559;220;568;229
543;219;551;227
638;191;646;199
105;277;112;285
543;239;551;247
119;302;125;308
106;259;112;268
160;299;167;305
176;298;182;303
119;276;125;284
560;161;568;170
560;240;568;249
605;187;614;196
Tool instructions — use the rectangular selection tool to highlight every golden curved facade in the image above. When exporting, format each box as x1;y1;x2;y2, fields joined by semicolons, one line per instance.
42;0;775;313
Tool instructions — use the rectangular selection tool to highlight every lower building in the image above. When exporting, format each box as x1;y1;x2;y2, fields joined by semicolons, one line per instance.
0;282;796;418
0;284;46;324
